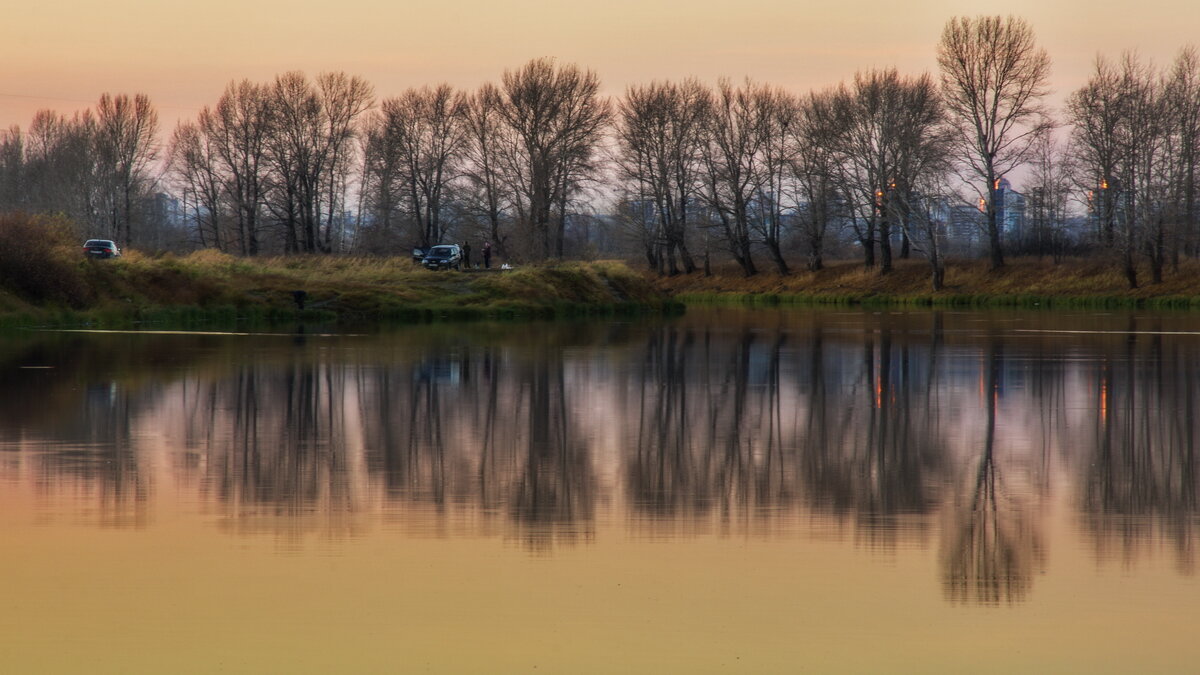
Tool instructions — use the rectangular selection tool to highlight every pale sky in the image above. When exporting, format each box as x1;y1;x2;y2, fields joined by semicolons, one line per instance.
2;0;1199;132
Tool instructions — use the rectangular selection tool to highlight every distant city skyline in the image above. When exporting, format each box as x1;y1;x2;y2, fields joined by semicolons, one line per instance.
2;0;1198;133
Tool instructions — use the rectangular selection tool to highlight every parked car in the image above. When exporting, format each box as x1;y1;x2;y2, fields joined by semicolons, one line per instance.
83;239;121;259
412;246;427;264
421;244;463;271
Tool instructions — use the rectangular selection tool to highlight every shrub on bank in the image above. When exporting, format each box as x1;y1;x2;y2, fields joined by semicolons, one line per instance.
0;213;93;307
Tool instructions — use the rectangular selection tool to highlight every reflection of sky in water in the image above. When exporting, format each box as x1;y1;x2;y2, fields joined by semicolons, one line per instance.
0;311;1198;671
0;311;1197;574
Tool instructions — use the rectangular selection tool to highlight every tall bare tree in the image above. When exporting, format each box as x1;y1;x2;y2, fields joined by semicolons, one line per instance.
166;121;224;249
1068;56;1125;248
886;75;953;288
496;58;610;260
700;78;773;276
94;93;160;245
938;15;1051;269
373;84;468;248
1023;127;1074;260
461;84;512;256
203;80;273;255
828;71;895;272
614;79;709;274
1163;47;1200;261
755;86;798;274
317;72;374;252
828;69;945;275
266;72;373;253
1118;54;1171;286
791;91;843;272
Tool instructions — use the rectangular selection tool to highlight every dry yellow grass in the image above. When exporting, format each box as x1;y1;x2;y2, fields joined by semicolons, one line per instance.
0;241;672;325
652;257;1200;305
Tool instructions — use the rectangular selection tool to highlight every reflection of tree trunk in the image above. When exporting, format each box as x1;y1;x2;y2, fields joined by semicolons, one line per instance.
630;327;698;519
718;331;753;513
510;353;594;550
942;340;1040;604
480;349;501;510
1079;318;1200;571
763;332;787;502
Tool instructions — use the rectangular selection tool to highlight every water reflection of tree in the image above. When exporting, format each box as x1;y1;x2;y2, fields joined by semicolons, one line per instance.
195;358;363;546
507;355;595;550
941;340;1045;604
355;337;597;551
9;311;1200;576
625;315;952;546
1080;326;1200;573
801;319;948;549
627;325;703;522
0;337;152;527
626;323;807;537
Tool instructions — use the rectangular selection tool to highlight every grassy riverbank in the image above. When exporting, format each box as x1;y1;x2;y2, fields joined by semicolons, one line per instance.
12;212;1200;327
653;258;1200;309
0;224;676;327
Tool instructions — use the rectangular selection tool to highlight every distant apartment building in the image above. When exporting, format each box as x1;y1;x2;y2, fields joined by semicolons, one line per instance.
147;192;183;228
929;199;984;255
994;177;1025;241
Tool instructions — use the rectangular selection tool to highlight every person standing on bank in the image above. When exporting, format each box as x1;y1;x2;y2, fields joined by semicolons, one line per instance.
482;241;492;269
462;241;472;268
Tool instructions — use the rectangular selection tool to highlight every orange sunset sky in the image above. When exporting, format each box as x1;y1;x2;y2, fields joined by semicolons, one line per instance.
1;0;1198;132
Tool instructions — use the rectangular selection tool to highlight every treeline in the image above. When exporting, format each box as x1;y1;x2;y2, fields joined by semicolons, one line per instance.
2;16;1200;289
0;94;158;247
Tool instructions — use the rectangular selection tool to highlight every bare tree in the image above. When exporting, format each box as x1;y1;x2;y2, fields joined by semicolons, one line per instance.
166;121;224;249
828;71;895;272
496;58;610;260
1023;127;1074;261
203;80;273;255
828;70;945;275
700;78;772;276
23;110;100;231
1071;53;1182;288
461;84;512;256
94;93;160;246
373;84;468;249
755;86;798;274
887;76;953;288
1163;47;1200;262
1117;54;1171;286
316;72;374;252
360;110;405;251
264;72;318;252
614;79;709;274
791;90;843;271
938;15;1052;269
1068;56;1125;248
265;72;373;253
0;127;23;211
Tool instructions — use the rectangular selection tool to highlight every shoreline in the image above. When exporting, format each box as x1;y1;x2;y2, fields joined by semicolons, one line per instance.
10;254;1200;329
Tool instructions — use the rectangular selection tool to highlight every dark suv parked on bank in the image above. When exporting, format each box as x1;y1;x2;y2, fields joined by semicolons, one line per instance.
421;244;463;271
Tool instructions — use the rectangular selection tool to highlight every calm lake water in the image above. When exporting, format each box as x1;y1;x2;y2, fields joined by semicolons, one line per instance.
2;308;1199;673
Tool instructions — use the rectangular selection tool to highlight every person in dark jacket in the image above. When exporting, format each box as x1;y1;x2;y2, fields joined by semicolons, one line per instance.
482;241;492;269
